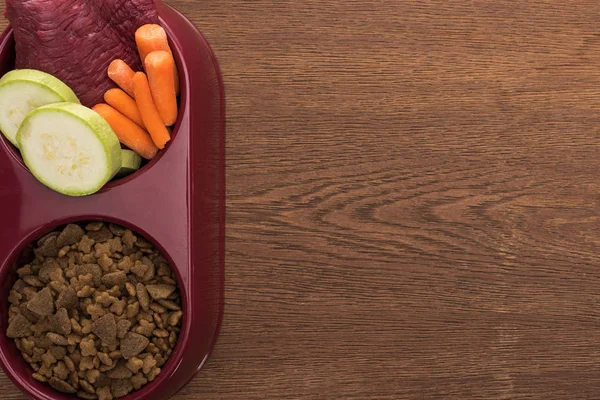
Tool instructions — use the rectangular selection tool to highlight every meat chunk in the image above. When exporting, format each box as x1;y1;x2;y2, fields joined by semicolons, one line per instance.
5;0;159;107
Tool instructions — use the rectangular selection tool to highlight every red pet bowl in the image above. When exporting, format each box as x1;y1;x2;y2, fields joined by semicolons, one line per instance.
0;2;225;399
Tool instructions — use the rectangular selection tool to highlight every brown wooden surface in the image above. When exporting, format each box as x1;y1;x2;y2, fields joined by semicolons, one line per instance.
4;0;600;398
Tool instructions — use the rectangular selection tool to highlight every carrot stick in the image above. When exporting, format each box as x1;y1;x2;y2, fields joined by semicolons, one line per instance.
135;24;180;94
108;60;136;98
92;104;158;160
133;72;171;149
145;51;178;126
104;89;144;127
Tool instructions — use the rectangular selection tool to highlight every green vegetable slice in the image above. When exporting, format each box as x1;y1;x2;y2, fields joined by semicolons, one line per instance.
17;103;121;196
0;69;79;147
116;149;143;178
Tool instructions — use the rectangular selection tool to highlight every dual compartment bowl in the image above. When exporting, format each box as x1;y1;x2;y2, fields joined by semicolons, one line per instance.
0;2;225;399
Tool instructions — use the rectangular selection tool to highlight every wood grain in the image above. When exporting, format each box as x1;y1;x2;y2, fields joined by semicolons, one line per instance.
3;0;600;398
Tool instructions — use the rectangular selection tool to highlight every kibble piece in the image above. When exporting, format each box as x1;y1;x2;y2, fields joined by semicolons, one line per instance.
81;254;96;264
125;357;143;374
53;361;70;380
97;254;114;272
80;337;97;357
95;374;112;389
168;311;183;327
157;299;181;311
78;236;95;254
135;320;155;337
136;283;150;311
147;367;161;382
155;354;166;368
153;329;169;338
99;363;117;373
39;259;64;283
27;287;54;316
86;304;106;320
57;224;85;248
101;271;127;289
19;303;41;323
126;302;140;319
86;222;104;232
70;370;80;390
21;338;36;355
35;362;50;376
142;354;157;374
145;343;159;355
23;275;44;287
131;373;147;390
86;369;101;384
8;289;23;304
61;356;74;373
41;351;57;366
31;318;53;337
77;285;95;298
135;237;151;249
32;373;47;382
68;333;83;346
111;379;134;398
136;311;153;323
87;225;113;243
131;261;149;278
48;376;76;394
7;314;32;338
145;284;176;300
109;299;126;316
120;332;149;360
17;266;33;279
117;257;134;274
58;246;70;258
94;242;112;258
56;287;78;310
75;264;102;287
49;345;67;360
150;303;167;314
37;235;59;258
116;320;131;339
96;386;113;400
48;281;67;294
122;230;137;248
97;352;112;366
80;379;96;394
153;313;164;329
81;319;93;335
108;363;133;379
95;292;117;307
51;308;71;336
92;314;117;345
139;257;155;280
47;332;68;346
161;276;177;285
23;287;39;302
71;318;83;334
108;224;126;236
80;356;94;371
108;237;123;253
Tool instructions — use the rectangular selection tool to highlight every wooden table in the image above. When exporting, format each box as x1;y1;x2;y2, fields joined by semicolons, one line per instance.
3;0;600;398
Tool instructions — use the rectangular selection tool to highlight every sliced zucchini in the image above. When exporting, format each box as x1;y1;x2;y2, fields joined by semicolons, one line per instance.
17;103;121;196
116;149;143;178
0;69;79;147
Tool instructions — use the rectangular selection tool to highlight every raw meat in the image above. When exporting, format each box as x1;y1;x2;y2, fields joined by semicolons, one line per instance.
5;0;159;107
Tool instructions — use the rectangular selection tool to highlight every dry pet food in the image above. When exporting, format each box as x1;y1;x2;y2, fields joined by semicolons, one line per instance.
7;222;183;399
